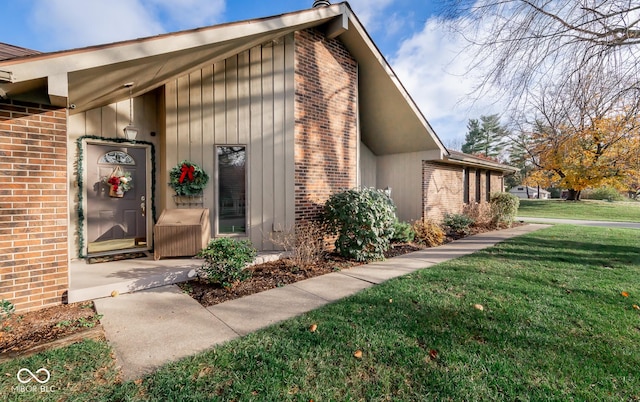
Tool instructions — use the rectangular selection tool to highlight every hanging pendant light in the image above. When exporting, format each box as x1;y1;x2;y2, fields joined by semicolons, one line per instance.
123;82;138;140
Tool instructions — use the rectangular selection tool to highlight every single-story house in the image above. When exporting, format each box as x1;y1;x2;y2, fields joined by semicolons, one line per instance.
0;1;516;312
509;186;550;199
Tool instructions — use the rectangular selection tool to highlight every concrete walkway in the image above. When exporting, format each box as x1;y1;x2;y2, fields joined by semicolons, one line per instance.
518;216;640;229
94;223;550;380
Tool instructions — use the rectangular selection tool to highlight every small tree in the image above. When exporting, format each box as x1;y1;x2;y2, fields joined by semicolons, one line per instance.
323;188;396;262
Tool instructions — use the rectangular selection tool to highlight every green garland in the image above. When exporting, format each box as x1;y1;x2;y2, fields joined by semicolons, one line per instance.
169;160;209;196
76;136;156;258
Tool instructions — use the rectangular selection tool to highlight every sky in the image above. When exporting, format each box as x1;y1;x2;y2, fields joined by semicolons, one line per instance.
1;0;498;146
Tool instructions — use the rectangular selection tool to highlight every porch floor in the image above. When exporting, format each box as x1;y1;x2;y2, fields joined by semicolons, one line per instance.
69;251;286;303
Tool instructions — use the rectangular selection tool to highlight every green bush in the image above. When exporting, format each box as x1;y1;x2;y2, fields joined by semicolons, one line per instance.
0;299;15;323
391;220;415;243
490;192;520;227
442;213;475;235
584;186;624;201
412;218;445;247
323;188;396;262
197;238;257;288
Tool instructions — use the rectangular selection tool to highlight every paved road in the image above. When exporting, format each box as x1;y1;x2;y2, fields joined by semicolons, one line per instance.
518;216;640;229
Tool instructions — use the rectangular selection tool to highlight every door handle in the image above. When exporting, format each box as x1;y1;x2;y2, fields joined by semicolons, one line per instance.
140;195;146;217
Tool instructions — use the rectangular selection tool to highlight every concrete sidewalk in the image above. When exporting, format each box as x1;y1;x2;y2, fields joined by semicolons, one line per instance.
94;223;550;380
518;216;640;229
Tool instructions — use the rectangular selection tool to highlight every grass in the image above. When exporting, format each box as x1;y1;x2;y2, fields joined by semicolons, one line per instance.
518;199;640;222
2;225;640;400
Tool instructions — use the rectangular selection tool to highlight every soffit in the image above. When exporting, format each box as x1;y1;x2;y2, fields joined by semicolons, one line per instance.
337;10;445;156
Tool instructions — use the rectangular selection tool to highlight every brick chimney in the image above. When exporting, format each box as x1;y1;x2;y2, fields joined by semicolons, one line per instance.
313;0;331;7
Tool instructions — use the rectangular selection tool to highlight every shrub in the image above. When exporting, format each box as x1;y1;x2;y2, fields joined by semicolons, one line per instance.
270;220;327;267
323;188;396;262
462;202;492;228
412;218;445;247
442;213;475;235
197;238;257;288
490;192;520;227
584;186;624;201
0;299;15;323
391;220;415;243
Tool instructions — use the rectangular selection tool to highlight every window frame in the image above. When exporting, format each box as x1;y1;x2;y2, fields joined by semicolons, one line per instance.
215;144;248;237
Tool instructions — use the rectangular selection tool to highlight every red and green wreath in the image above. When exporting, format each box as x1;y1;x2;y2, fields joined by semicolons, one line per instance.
169;160;209;196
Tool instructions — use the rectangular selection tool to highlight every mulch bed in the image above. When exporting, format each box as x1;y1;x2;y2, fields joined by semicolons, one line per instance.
0;302;104;358
179;243;425;307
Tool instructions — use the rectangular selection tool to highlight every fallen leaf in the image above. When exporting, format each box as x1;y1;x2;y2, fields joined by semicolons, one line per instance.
353;350;363;359
621;292;629;297
633;305;640;310
473;304;484;311
309;324;318;333
111;290;119;297
429;349;439;360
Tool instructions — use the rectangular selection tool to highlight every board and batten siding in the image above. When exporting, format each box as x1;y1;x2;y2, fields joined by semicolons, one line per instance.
163;34;296;250
359;142;377;189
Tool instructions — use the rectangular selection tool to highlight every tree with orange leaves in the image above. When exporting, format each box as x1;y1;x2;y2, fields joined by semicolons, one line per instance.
522;114;640;200
507;61;640;201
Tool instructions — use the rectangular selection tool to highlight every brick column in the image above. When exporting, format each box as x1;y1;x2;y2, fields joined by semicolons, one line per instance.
294;29;358;221
0;100;68;312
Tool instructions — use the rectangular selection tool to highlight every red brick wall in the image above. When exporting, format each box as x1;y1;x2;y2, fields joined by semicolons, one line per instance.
422;162;464;221
0;100;68;312
294;29;358;221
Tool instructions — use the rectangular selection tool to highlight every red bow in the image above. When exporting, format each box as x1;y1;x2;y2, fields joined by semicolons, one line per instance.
179;164;195;183
108;176;121;191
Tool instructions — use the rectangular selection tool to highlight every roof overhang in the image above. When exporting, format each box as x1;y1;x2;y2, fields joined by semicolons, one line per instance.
441;151;519;173
0;2;446;155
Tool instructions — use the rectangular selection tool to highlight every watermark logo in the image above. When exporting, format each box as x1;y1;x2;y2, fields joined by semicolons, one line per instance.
17;368;50;384
12;368;56;394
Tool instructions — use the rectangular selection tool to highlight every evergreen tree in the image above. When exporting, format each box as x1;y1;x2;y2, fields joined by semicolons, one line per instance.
461;114;508;159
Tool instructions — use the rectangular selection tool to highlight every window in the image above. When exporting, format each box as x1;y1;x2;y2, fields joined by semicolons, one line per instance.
463;167;470;203
486;171;491;202
217;146;246;234
475;169;481;202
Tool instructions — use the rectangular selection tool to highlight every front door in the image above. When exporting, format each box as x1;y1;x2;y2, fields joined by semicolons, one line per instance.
86;143;148;255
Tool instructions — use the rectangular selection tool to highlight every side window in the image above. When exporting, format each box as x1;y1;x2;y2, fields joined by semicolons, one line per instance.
463;167;470;203
486;171;491;202
217;146;246;234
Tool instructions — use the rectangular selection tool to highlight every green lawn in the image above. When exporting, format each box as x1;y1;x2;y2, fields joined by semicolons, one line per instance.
2;225;640;401
518;199;640;222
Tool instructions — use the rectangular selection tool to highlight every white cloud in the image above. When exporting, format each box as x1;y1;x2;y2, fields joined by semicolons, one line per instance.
390;18;504;145
146;0;225;29
347;0;395;31
30;0;225;51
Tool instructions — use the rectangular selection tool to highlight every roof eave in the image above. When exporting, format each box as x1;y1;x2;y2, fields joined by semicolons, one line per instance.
443;154;519;173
